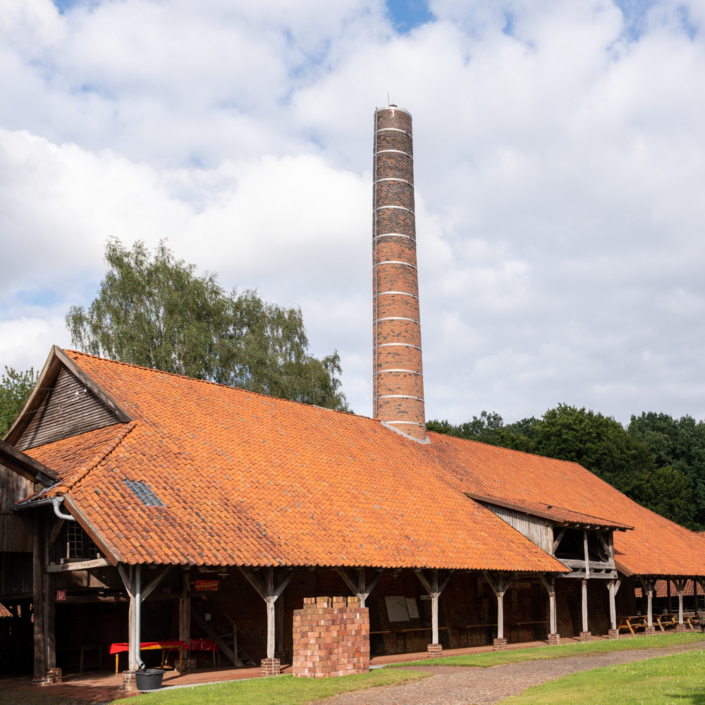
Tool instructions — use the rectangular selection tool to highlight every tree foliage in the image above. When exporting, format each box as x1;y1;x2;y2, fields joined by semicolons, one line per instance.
0;367;38;437
428;404;703;530
66;239;348;410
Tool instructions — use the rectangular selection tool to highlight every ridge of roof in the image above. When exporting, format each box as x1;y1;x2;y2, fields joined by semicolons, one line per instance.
64;349;373;424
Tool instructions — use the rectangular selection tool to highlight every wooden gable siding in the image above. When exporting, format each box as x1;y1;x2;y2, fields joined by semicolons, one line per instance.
482;502;554;555
0;463;33;553
17;367;121;451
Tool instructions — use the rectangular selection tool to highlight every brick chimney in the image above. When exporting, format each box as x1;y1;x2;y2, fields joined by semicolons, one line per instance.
373;106;427;442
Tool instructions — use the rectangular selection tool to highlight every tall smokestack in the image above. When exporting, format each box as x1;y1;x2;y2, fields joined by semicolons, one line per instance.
373;106;427;442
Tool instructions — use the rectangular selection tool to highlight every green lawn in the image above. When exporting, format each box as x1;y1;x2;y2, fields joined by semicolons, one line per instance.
387;632;705;668
118;670;429;705
503;648;705;704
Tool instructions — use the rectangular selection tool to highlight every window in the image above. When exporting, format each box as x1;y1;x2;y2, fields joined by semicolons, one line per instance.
67;524;97;560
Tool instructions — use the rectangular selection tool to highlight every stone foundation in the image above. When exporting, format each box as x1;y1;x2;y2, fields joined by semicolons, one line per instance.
427;643;442;658
608;629;619;640
548;633;560;646
261;658;281;677
121;670;137;693
292;596;370;678
493;638;508;651
645;626;656;635
676;623;688;633
579;631;592;642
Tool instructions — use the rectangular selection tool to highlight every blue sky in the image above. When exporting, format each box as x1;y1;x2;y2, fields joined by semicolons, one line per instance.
3;0;705;424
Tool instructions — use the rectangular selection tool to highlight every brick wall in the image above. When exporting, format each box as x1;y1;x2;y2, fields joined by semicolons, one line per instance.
373;105;426;441
292;596;369;678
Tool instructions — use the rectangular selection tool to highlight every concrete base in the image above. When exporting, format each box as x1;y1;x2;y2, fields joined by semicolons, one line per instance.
32;678;53;687
121;670;137;693
676;623;688;633
645;626;656;635
548;633;560;646
608;629;619;640
261;658;281;677
493;638;508;651
427;643;443;658
579;631;592;642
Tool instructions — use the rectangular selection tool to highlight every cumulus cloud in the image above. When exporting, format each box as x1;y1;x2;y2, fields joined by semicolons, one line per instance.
1;0;705;424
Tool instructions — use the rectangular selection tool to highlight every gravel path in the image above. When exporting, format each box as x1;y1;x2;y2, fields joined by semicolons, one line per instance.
322;642;705;705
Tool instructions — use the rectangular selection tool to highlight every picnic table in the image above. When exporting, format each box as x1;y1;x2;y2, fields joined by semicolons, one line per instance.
110;640;188;675
618;613;699;635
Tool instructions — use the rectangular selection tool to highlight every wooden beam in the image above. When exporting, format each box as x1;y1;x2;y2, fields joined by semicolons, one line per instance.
0;439;57;486
33;512;46;680
46;557;111;573
414;569;433;595
336;567;358;595
273;570;295;600
141;566;173;601
48;518;64;545
553;528;567;555
583;530;590;579
239;567;267;601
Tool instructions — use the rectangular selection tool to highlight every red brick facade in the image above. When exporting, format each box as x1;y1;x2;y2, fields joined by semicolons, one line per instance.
292;596;369;678
373;106;426;441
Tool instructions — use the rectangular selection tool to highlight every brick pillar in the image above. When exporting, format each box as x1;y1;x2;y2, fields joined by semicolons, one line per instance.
293;596;370;677
676;623;688;633
579;631;592;642
373;106;426;442
608;629;619;640
547;633;560;646
493;638;508;651
121;670;137;693
427;643;442;658
645;626;656;635
261;658;281;677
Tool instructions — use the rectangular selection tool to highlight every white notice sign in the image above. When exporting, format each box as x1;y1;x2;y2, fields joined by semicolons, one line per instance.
385;596;410;622
406;597;420;619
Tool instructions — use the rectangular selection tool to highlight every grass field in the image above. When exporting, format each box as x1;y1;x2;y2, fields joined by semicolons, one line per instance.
503;648;705;704
388;632;705;668
119;670;429;705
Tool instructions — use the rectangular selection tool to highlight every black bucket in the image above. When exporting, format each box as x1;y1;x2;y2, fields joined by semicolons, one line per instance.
135;668;165;691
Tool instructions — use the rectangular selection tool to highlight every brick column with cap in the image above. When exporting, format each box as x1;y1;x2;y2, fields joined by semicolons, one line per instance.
373;106;427;442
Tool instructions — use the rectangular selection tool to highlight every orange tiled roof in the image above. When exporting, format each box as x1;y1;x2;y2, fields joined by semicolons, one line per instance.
20;350;565;573
427;433;705;577
0;603;11;618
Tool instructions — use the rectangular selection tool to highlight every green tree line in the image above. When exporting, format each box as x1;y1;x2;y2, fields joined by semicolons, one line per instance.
427;406;705;530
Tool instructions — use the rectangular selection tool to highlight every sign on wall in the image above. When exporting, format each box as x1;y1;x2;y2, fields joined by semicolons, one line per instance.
406;597;420;619
56;590;66;601
194;579;219;592
385;596;410;622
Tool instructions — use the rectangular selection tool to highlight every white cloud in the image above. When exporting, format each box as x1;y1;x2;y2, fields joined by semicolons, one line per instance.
1;0;705;424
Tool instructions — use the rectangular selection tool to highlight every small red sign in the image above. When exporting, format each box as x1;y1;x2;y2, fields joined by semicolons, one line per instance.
56;590;66;601
194;580;219;592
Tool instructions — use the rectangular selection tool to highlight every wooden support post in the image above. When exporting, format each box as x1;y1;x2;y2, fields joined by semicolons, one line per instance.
581;579;589;637
178;572;190;645
240;566;295;672
583;530;590;579
43;517;56;671
639;577;654;633
539;575;557;640
33;512;46;682
414;568;453;655
336;566;384;608
676;580;686;627
118;565;138;671
484;572;511;648
608;580;617;630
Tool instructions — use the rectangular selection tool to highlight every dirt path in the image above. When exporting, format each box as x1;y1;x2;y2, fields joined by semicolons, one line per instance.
322;642;705;705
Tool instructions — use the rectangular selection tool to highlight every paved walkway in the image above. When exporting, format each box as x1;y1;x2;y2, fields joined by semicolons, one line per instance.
324;642;705;705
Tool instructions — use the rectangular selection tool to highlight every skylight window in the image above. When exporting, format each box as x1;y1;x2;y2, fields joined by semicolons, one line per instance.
124;480;165;507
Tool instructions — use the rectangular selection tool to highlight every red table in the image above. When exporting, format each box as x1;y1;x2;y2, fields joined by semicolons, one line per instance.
110;640;188;675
